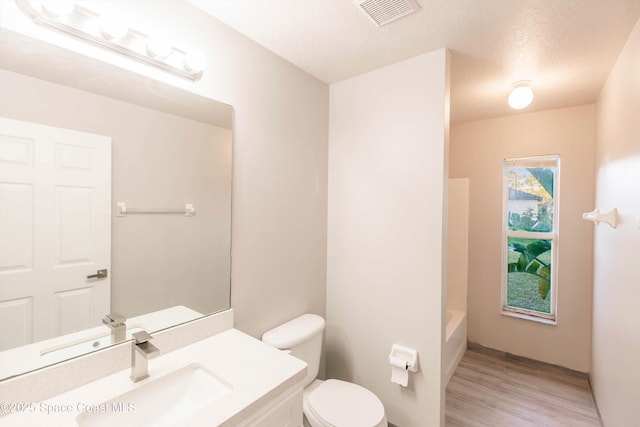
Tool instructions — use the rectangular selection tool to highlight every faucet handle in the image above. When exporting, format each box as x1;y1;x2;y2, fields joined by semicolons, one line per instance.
132;330;153;344
103;312;126;325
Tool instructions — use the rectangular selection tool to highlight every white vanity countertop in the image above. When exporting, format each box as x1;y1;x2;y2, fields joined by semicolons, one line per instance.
0;305;203;379
1;328;307;426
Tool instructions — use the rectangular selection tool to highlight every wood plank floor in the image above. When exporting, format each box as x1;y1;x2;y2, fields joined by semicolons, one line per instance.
445;348;601;427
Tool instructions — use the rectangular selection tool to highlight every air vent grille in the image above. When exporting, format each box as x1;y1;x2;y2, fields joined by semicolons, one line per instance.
354;0;421;27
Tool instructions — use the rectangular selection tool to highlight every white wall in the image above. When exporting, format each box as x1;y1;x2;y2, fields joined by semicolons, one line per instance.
592;18;640;425
327;50;450;427
0;1;329;338
450;104;596;372
447;178;469;313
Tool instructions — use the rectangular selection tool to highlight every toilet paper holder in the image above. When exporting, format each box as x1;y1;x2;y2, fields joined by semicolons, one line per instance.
389;344;418;373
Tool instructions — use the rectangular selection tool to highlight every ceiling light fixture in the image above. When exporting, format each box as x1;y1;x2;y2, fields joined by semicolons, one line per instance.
508;81;534;110
20;1;205;81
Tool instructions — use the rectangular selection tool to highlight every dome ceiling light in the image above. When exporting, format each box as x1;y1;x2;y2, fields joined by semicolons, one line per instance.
508;81;534;110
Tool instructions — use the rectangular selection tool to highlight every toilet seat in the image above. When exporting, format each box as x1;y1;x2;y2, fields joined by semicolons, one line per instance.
305;379;386;427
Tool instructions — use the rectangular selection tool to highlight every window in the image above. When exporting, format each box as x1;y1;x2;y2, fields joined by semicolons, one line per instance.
501;155;559;323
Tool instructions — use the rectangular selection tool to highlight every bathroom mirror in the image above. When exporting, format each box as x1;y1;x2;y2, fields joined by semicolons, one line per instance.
0;30;232;379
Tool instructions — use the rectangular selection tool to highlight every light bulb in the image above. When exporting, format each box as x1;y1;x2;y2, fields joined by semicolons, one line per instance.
183;50;207;74
508;83;534;109
146;36;172;58
99;15;129;40
41;1;75;18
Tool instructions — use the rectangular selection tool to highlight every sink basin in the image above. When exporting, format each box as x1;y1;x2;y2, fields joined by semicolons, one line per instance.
76;363;232;427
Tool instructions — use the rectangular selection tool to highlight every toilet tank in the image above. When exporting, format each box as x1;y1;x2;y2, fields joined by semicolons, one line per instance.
262;314;325;387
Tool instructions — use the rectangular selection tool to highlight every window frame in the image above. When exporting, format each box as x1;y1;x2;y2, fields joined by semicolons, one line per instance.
500;154;560;324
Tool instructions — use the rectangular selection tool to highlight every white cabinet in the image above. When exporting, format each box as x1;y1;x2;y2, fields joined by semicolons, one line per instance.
240;386;303;427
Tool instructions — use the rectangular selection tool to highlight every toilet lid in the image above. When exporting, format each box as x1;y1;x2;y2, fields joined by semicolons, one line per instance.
307;379;385;427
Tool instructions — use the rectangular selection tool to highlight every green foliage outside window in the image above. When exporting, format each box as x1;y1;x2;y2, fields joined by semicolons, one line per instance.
505;160;557;316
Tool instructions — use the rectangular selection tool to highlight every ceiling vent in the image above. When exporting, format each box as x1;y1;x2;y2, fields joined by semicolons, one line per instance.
353;0;421;27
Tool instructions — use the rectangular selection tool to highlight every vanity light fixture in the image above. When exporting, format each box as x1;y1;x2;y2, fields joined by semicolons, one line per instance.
183;50;208;74
18;0;206;81
98;14;129;40
508;81;534;109
146;36;172;58
40;0;74;18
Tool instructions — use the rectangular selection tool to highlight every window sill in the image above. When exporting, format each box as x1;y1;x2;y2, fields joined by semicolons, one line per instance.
501;308;557;325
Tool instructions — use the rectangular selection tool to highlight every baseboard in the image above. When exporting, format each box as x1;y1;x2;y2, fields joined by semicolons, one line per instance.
467;341;590;380
587;374;605;427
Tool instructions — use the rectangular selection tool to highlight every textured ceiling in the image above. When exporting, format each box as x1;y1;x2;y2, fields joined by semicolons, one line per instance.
191;0;640;123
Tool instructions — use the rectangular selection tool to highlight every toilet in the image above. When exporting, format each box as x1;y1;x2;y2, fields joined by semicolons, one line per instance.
262;314;387;427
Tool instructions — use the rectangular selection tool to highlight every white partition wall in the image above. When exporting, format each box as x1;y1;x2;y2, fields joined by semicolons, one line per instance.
447;178;468;313
592;18;640;426
327;49;450;427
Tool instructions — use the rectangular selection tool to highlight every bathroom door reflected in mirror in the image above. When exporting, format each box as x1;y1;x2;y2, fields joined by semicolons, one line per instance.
0;118;112;349
0;40;232;379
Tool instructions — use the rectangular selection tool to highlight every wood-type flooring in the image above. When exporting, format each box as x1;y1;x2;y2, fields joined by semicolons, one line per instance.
445;347;601;427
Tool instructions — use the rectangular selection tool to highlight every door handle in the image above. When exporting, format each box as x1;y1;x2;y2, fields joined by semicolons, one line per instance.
87;269;108;279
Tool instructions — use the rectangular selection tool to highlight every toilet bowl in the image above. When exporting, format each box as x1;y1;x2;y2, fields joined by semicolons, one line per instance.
303;379;387;427
262;314;387;427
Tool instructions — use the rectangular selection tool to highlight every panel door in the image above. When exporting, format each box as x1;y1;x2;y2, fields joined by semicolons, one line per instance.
0;117;111;351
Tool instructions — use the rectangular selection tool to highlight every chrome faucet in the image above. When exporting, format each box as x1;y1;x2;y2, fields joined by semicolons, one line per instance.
130;330;160;382
102;312;126;343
